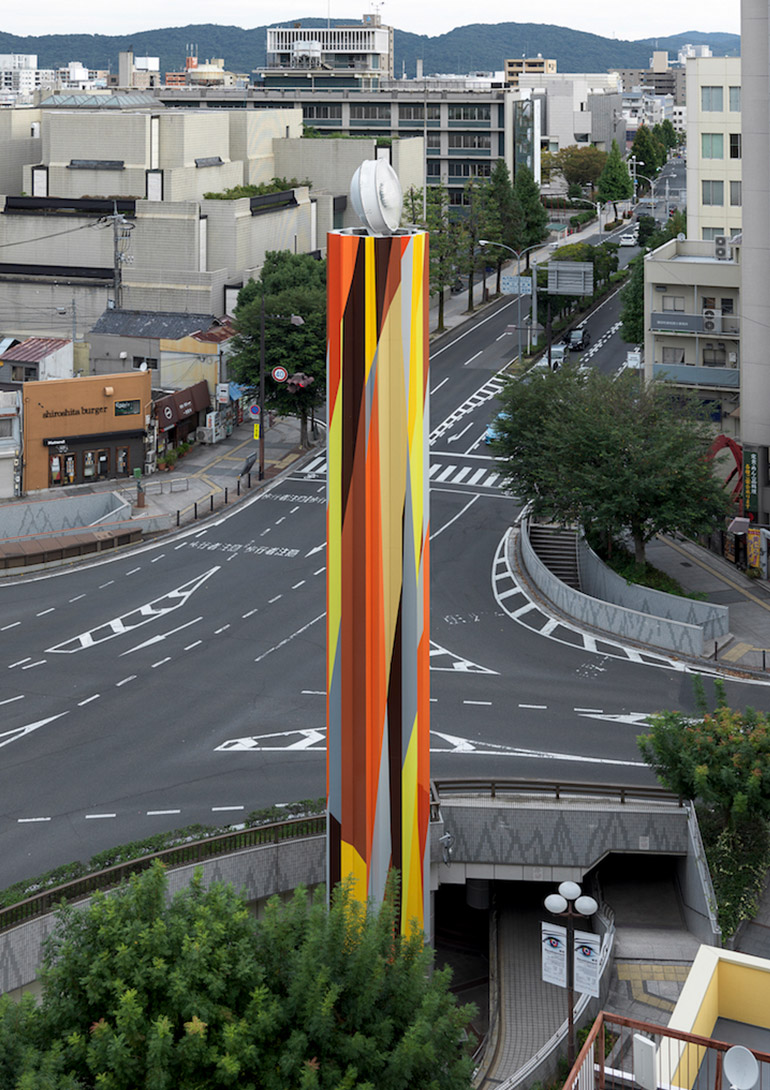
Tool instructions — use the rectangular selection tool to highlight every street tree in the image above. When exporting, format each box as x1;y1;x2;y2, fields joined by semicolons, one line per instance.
493;366;733;563
426;183;462;332
457;177;492;313
230;251;326;449
484;159;524;293
403;184;426;225
619;255;644;343
630;125;663;179
0;862;476;1089
596;139;633;221
513;165;548;267
553;145;608;189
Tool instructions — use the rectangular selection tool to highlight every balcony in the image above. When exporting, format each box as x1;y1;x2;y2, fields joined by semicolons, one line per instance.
650;312;740;337
652;363;739;388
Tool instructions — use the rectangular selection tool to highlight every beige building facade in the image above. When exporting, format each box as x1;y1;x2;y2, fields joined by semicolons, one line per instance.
685;57;742;241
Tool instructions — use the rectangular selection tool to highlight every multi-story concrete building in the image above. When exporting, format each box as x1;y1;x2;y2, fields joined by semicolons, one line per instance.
516;72;625;155
258;12;393;90
504;56;557;87
685;57;742;241
613;51;687;107
644;236;741;437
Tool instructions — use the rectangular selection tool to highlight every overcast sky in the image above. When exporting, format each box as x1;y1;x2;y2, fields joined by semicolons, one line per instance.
6;1;740;42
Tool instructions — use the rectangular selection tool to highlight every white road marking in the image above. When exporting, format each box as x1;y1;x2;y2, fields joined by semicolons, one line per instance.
467;468;487;485
574;707;604;713
447;422;473;444
0;712;67;749
1;621;21;630
302;690;325;695
254;612;325;664
306;543;325;557
22;660;46;670
431;376;450;394
314;567;325;576
121;616;202;656
430;495;478;540
151;657;171;668
212;805;245;812
18;816;51;823
69;594;86;602
290;506;300;513
242;609;258;618
151;554;165;563
37;607;55;616
0;695;24;707
464;700;492;706
125;567;141;576
436;464;458;482
78;694;101;706
9;657;31;668
195;530;207;538
184;641;202;650
292;581;306;589
464;350;483;367
268;595;282;603
261;528;271;536
519;703;547;709
86;813;116;819
116;675;137;687
99;581;114;588
174;543;187;550
214;625;230;634
275;517;285;525
147;809;180;816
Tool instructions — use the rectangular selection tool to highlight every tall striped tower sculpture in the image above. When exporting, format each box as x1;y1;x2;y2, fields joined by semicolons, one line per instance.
326;159;430;935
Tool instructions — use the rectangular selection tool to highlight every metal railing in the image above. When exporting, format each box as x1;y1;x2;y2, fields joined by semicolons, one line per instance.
432;779;683;806
563;1012;770;1090
0;815;325;934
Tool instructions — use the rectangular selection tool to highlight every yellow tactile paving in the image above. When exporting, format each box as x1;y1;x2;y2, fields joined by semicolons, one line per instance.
616;964;690;1012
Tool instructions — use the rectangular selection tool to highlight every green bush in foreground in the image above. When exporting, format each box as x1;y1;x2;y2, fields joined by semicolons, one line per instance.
0;863;475;1090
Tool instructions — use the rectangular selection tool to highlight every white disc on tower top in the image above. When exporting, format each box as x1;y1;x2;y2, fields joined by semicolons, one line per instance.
350;158;403;235
723;1046;759;1090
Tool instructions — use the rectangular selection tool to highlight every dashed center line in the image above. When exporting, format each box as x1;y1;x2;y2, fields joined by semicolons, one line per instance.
290;506;299;513
214;625;230;634
242;609;258;618
69;594;86;603
174;543;187;551
292;581;306;590
22;660;46;670
36;608;55;617
126;566;141;576
261;528;271;536
519;703;547;709
78;694;101;706
314;567;325;576
18;816;51;823
151;554;165;563
276;517;285;525
99;581;114;589
86;813;116;820
147;809;180;816
9;657;31;669
1;621;21;630
268;595;282;603
301;690;325;695
184;641;202;650
0;695;24;707
464;700;492;706
116;675;137;687
151;657;171;668
211;805;245;812
575;707;604;713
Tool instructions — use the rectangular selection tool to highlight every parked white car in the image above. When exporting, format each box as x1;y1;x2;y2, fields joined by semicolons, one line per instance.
619;233;637;247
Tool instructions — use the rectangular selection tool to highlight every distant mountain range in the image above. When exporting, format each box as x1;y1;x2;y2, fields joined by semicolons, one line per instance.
0;20;739;79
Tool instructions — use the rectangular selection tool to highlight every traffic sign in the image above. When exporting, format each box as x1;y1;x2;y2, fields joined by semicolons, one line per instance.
501;275;532;296
248;404;260;418
272;366;289;382
253;423;260;440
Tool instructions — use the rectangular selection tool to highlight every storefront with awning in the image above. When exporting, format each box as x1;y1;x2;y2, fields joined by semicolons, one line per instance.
154;380;210;450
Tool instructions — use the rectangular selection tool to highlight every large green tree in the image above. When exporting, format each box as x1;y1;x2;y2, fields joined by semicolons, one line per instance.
513;164;548;266
0;863;475;1089
493;367;733;563
484;159;524;294
457;177;492;313
553;144;608;189
426;183;462;333
619;255;644;343
630;125;663;181
596;139;633;220
230;251;326;449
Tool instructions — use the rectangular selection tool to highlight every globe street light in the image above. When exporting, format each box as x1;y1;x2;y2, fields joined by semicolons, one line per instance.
478;241;543;366
544;880;598;1069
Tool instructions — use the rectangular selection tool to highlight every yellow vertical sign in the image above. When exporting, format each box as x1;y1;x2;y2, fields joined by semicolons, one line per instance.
253;423;260;439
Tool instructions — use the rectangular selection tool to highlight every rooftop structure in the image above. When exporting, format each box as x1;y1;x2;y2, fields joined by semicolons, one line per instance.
258;12;394;89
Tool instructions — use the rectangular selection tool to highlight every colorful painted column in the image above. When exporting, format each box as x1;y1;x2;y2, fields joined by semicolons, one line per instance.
326;226;430;935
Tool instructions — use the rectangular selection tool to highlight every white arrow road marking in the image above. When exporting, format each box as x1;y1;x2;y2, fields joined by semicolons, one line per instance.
577;711;653;726
305;543;325;558
47;567;220;653
120;617;203;656
429;640;498;674
0;713;68;749
447;422;474;444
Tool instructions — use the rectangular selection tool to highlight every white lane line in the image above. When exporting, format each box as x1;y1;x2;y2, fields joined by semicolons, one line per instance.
276;517;285;525
574;707;604;713
147;809;180;816
255;612;325;664
151;657;171;668
85;813;116;819
1;621;21;630
317;485;324;493
151;554;165;562
78;694;101;706
174;543;187;550
302;690;325;695
22;660;46;670
125;567;141;576
36;608;55;616
268;595;282;603
116;675;137;687
9;657;31;669
464;700;492;706
184;641;202;650
214;625;230;634
18;816;51;823
430;494;479;540
314;567;325;576
431;376;450;394
292;581;306;590
195;530;207;538
261;528;271;536
99;580;114;588
464;350;483;367
0;695;24;707
242;609;258;618
212;805;245;812
519;703;547;709
69;594;86;603
290;506;300;513
430;697;438;703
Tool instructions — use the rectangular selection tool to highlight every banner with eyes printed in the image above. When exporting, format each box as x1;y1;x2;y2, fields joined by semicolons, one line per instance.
573;930;601;998
541;924;568;987
541;924;601;997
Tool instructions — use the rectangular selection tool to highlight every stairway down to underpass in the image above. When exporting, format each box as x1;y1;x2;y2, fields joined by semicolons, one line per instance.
528;523;581;590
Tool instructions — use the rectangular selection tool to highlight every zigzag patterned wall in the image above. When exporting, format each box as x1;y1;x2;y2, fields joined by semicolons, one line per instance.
326;228;430;935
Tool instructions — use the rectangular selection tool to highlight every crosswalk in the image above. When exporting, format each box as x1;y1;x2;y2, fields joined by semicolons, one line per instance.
294;454;506;492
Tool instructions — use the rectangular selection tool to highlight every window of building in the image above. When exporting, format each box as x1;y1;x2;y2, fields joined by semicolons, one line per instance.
303;104;342;120
662;347;685;364
729;85;741;111
702;227;725;240
448;104;491;121
701;133;723;158
661;295;685;311
349;104;391;120
0;418;12;437
133;356;158;369
729;133;742;158
720;298;735;315
730;180;742;206
449;162;492;177
427;132;441;149
703;346;727;366
426;161;441;176
448;190;467;205
702;180;724;206
398;104;439;121
701;85;724;111
448;133;491;149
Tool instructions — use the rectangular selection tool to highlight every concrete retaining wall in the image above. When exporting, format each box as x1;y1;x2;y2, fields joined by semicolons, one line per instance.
578;538;729;644
677;803;721;946
0;491;129;542
517;522;713;657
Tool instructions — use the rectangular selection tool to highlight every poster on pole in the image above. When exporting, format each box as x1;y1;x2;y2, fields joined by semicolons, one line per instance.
573;930;601;998
541;923;567;987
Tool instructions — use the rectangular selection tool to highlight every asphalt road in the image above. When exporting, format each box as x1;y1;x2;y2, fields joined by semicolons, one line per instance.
1;266;766;889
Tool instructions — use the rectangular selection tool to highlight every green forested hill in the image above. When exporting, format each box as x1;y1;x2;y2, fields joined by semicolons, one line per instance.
0;19;739;79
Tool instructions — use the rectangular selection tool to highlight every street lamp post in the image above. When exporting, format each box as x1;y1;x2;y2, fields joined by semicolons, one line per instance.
258;289;305;481
544;881;599;1069
478;240;542;365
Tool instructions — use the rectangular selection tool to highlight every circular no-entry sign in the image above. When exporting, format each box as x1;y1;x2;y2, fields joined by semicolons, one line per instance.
248;404;260;418
272;366;289;383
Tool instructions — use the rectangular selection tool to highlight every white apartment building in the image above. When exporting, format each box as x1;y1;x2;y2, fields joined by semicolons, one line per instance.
0;54;55;97
686;56;742;241
516;72;625;154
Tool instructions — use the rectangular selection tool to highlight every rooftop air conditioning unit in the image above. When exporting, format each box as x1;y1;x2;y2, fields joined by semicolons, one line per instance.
702;307;722;333
714;234;731;260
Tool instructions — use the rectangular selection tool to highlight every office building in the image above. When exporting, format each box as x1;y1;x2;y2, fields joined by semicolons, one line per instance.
685;57;742;241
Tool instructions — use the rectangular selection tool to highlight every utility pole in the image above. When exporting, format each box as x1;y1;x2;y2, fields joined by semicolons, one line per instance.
98;202;135;309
